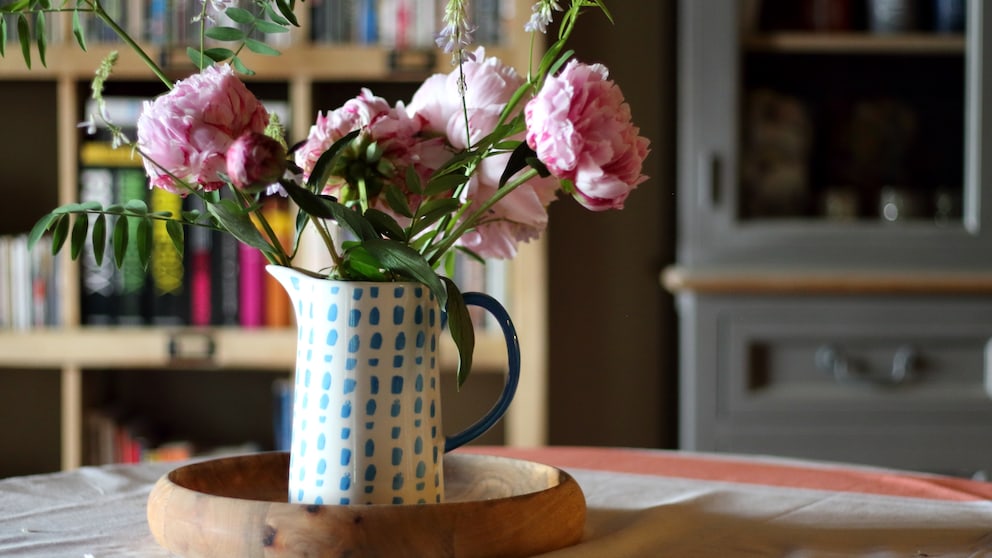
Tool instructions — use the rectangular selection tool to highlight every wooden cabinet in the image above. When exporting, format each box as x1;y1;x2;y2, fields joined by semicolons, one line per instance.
0;3;548;477
669;0;992;475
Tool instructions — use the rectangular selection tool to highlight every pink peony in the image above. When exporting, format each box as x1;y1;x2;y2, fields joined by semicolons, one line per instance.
408;47;562;259
226;132;287;191
294;88;446;201
137;64;269;194
525;60;650;211
408;47;523;149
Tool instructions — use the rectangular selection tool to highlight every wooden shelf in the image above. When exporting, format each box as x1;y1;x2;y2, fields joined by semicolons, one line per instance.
743;32;966;54
0;42;526;80
0;327;514;372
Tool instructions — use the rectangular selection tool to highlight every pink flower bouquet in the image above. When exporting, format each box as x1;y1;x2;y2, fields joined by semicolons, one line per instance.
22;0;649;382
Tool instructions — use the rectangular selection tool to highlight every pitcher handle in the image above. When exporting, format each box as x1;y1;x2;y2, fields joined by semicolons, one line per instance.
444;292;521;452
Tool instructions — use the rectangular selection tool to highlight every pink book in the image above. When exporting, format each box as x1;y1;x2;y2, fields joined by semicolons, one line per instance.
238;242;266;328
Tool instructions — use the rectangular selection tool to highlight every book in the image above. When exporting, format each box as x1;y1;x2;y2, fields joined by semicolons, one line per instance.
272;377;293;452
79;95;146;326
114;167;150;326
148;187;188;326
78;167;117;325
0;236;8;328
187;196;213;327
29;233;55;327
262;196;292;328
211;224;241;326
238;239;266;328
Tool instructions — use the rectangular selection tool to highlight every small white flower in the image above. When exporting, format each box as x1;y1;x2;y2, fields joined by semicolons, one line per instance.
77;116;97;135
524;0;563;34
436;0;477;63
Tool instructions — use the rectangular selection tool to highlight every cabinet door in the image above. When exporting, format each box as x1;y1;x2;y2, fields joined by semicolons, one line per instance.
677;0;992;269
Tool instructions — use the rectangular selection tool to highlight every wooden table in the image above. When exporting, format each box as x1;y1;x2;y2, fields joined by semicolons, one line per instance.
2;446;992;557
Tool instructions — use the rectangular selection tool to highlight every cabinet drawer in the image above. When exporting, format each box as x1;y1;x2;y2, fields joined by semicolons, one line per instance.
691;294;992;473
716;296;992;422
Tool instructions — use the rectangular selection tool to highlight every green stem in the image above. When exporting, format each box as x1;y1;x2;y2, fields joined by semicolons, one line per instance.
357;176;370;213
427;167;539;266
88;2;172;89
309;215;343;270
232;188;290;267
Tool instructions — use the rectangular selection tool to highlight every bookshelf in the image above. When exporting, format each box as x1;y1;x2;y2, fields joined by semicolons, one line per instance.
0;1;548;477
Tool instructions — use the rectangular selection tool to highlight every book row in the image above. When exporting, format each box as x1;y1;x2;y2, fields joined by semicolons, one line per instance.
310;0;503;48
84;376;289;466
0;234;59;330
77;157;297;328
2;0;506;50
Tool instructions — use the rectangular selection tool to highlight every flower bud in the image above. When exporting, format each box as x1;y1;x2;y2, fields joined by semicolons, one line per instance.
226;132;288;191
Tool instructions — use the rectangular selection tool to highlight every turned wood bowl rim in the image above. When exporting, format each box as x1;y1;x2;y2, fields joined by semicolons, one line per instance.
158;451;579;509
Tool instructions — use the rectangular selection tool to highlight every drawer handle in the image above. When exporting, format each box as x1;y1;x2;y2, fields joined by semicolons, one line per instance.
814;344;917;386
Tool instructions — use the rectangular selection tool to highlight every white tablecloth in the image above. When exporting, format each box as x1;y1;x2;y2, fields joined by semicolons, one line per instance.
2;446;992;557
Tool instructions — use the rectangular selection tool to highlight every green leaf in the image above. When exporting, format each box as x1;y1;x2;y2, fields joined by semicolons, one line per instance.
186;47;208;69
224;7;256;25
307;129;360;190
283;181;379;241
263;2;292;26
51;215;69;255
207;200;270;250
204;46;236;62
404;165;422;195
499;141;535;187
441;277;475;388
1;17;7;57
53;203;85;214
363;239;446;307
341;245;389;281
137;217;152;268
27;212;59;250
230;55;254;76
364;208;407;241
34;11;45;67
124;199;149;214
283;181;335;219
165;220;184;258
245;37;280;56
273;0;300;26
69;212;88;260
112;214;128;267
383;182;413;218
329;201;378;241
253;19;287;34
423;172;469;196
205;26;245;42
409;198;461;237
17;14;30;69
72;9;86;51
91;214;107;265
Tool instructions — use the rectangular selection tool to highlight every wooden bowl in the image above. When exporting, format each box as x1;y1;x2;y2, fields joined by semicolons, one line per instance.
147;452;586;558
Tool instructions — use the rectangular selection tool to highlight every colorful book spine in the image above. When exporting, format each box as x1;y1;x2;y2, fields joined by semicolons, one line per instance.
187;196;213;327
262;196;292;328
114;167;149;326
148;187;188;326
78;167;117;325
211;227;241;326
238;240;266;328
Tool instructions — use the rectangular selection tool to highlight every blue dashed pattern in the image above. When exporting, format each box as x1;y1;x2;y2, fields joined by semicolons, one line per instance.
275;274;445;506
